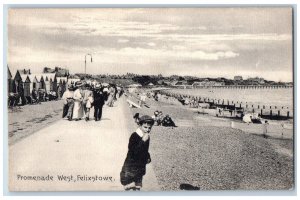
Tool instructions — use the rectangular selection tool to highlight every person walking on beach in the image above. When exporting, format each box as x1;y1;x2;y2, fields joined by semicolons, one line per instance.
93;83;106;121
120;115;154;191
62;84;75;121
72;81;84;121
139;92;147;107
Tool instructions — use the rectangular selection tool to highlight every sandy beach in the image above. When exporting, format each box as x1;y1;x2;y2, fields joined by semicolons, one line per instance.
127;91;294;190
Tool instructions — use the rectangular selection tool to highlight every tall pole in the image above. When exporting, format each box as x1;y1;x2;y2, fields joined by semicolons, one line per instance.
85;54;93;75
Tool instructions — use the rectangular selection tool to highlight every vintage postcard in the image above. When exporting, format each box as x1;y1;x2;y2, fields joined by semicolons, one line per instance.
7;7;294;192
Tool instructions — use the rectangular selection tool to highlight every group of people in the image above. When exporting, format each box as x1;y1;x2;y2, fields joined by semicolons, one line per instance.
62;81;123;121
133;111;176;127
152;110;176;127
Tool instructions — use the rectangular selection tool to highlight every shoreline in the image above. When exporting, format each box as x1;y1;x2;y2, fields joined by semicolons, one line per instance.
159;88;294;120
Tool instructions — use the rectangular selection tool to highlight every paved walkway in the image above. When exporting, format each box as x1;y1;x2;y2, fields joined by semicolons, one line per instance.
9;97;160;191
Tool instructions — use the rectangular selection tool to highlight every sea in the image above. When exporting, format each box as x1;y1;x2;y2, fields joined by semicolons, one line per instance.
168;88;294;109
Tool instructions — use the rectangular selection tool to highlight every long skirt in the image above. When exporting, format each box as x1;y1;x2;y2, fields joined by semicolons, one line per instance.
62;100;74;118
73;101;84;119
106;94;114;107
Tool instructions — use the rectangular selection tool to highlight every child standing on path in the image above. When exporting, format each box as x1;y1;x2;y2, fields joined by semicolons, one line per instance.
120;115;154;191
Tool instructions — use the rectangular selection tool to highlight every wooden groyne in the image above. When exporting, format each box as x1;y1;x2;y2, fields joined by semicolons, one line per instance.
158;90;293;120
176;85;293;89
199;85;293;89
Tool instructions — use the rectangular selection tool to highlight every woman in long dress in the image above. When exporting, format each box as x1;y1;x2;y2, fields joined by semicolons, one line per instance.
107;86;116;107
72;81;84;121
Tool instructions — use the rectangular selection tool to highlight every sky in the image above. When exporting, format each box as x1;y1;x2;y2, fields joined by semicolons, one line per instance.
7;8;293;82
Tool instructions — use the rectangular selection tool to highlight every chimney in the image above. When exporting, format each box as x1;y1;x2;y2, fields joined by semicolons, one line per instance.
29;69;31;74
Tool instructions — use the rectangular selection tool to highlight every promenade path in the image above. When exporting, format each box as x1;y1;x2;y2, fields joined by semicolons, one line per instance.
9;97;160;192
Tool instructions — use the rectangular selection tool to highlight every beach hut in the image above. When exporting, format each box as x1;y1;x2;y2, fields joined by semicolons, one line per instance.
57;77;68;94
27;74;39;94
20;75;31;97
42;73;57;92
48;73;57;92
7;66;14;93
12;70;23;93
33;74;46;90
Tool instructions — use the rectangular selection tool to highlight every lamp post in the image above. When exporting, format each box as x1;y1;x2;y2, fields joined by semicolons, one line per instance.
85;53;93;75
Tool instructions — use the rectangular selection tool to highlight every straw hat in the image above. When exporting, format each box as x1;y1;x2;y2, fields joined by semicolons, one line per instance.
75;81;83;87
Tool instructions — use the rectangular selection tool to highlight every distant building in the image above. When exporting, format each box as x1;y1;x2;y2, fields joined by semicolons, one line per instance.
234;76;243;81
192;81;225;88
43;67;69;77
247;77;265;85
19;68;31;75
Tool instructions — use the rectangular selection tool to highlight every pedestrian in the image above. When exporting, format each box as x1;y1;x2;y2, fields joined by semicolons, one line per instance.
107;85;115;107
93;83;106;121
57;86;62;99
263;120;269;138
72;81;84;121
133;113;140;124
82;84;94;121
139;92;147;107
120;115;154;191
161;114;176;127
152;111;160;126
31;88;39;104
62;84;75;121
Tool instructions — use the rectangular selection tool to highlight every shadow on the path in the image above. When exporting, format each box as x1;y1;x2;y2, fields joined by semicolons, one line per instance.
179;183;200;190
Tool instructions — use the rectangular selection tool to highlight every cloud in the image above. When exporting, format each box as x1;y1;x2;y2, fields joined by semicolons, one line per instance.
147;42;156;47
117;39;129;43
7;8;293;82
110;47;239;61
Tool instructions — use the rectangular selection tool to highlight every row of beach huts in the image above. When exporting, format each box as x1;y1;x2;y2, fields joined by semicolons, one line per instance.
7;67;80;105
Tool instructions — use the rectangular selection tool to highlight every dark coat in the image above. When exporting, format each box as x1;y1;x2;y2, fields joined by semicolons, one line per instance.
93;90;106;107
120;132;150;185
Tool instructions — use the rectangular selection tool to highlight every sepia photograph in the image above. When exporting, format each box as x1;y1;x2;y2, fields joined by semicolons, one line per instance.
6;7;294;192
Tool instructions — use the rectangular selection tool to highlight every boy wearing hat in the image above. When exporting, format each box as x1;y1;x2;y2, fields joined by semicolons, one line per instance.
120;115;154;191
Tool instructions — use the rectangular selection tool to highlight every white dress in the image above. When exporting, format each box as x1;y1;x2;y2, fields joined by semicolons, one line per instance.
72;89;84;119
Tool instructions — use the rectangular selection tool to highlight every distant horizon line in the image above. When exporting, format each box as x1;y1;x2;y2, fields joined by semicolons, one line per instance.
9;66;293;83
